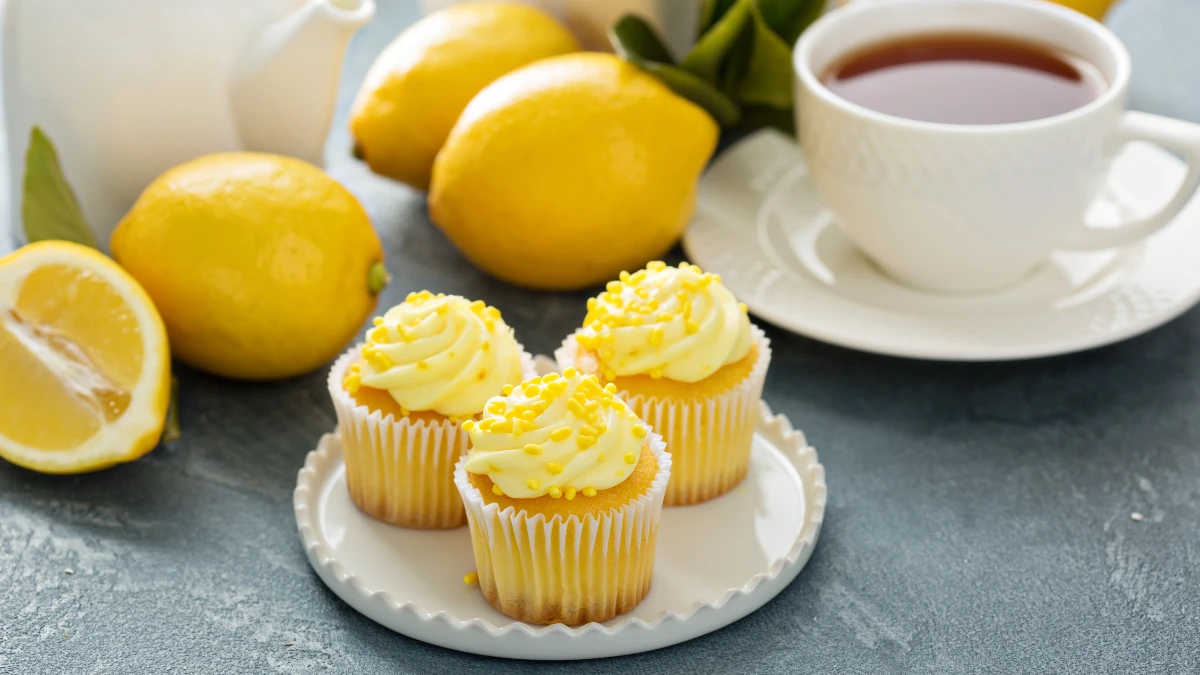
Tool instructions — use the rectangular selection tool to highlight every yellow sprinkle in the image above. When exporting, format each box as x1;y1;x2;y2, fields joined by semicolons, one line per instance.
597;453;606;463
579;424;598;437
369;327;389;343
486;306;501;319
648;261;666;271
417;360;429;370
624;452;636;464
463;571;478;585
548;486;562;498
713;274;722;284
405;292;418;302
342;374;361;394
657;313;673;323
632;424;647;438
484;318;496;331
628;316;642;326
679;261;690;269
503;384;515;396
564;487;577;500
374;353;393;369
686;320;699;334
526;478;540;490
373;317;384;326
567;399;587;418
616;470;624;477
635;287;649;299
698;274;714;288
542;372;560;382
479;418;494;431
490;420;513;434
481;341;489;352
602;368;617;381
577;435;596;449
521;409;538;421
738;302;748;313
436;303;448;315
563;367;577;378
550;427;573;442
488;400;506;414
399;406;411;416
630;270;647;284
492;484;504;496
600;348;614;361
606;281;622;293
547;462;563;475
523;444;542;455
649;327;664;346
469;299;485;312
449;415;460;424
462;420;476;432
612;400;627;412
650;368;663;379
418;290;433;301
582;486;597;497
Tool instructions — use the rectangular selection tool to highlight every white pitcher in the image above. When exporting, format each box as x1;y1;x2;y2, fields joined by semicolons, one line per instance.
1;0;375;248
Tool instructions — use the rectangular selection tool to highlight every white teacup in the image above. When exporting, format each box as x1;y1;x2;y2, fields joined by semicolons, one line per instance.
794;0;1200;293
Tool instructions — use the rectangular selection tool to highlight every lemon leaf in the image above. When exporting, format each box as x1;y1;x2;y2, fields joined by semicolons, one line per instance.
680;0;753;83
697;0;738;37
22;127;97;248
732;4;796;109
756;0;824;45
610;15;675;65
610;15;741;127
162;376;181;444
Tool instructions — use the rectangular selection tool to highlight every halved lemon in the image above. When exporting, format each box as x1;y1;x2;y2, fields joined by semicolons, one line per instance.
0;241;170;473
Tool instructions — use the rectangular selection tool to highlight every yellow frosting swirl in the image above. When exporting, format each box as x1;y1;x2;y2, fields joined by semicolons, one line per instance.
356;292;524;416
576;261;752;383
463;368;648;499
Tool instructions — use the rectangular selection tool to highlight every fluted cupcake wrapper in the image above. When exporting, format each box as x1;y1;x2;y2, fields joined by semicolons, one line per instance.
555;325;771;506
328;344;538;529
454;431;671;626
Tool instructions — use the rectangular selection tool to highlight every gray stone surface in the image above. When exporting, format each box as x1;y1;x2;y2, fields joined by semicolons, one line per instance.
3;1;1199;672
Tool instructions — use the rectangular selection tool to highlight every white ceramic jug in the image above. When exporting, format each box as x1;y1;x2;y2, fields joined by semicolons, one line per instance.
1;0;375;248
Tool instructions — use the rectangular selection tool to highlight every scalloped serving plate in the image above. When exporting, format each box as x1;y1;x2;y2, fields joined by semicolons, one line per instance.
294;401;825;660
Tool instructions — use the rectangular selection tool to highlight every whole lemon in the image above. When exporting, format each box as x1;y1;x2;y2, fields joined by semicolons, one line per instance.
350;1;579;191
111;153;387;380
429;53;719;291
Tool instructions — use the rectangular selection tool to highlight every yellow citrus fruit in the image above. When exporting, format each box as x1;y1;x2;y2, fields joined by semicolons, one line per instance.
350;1;579;191
429;53;718;291
0;241;170;474
111;153;386;381
1043;0;1118;20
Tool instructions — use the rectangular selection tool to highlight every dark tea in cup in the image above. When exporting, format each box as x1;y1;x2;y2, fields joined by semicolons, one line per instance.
820;33;1106;125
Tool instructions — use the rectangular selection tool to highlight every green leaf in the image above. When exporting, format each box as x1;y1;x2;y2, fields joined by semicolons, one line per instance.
680;0;753;83
697;0;738;37
22;126;97;248
643;62;742;127
162;376;181;444
732;4;796;109
719;17;757;96
756;0;825;45
610;14;741;127
609;15;675;65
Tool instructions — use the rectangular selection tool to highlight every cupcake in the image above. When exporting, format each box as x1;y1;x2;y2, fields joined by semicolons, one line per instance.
329;291;535;529
454;368;671;625
556;261;770;506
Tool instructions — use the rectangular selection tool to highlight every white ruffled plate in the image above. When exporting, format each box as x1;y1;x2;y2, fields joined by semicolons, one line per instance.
293;400;825;660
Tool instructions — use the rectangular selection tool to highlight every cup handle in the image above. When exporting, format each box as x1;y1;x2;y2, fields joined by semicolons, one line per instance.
1066;111;1200;250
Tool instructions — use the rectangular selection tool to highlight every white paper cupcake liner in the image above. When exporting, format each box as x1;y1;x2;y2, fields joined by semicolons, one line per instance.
453;430;672;626
328;343;537;529
555;325;771;506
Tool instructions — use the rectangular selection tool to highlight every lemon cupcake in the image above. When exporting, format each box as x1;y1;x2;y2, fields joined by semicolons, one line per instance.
454;368;671;625
329;291;535;529
556;261;770;506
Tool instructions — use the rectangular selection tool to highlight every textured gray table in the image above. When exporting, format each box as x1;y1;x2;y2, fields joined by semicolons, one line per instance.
3;1;1198;673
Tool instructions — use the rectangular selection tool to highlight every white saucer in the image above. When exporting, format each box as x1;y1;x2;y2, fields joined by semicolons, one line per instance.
684;130;1200;361
294;401;825;660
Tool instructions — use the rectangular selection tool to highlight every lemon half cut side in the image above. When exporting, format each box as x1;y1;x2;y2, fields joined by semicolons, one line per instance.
0;241;170;474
